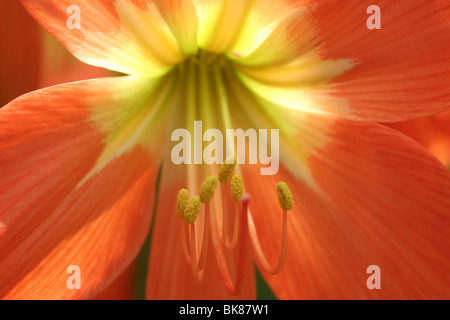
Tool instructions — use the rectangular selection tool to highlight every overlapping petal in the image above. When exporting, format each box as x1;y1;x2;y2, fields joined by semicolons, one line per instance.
387;110;450;167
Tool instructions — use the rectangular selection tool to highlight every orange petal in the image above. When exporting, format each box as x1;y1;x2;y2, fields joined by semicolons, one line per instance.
0;78;160;299
0;1;41;106
243;116;450;299
146;163;256;299
312;0;450;122
20;0;183;76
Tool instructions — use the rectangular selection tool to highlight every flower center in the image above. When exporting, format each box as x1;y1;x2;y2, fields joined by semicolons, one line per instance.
191;50;227;71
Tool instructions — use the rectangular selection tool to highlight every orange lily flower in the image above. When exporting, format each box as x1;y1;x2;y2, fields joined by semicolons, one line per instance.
1;0;450;300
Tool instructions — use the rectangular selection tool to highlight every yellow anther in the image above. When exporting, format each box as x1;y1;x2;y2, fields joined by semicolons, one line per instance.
219;157;237;183
185;196;202;224
231;175;244;203
200;176;218;203
177;189;190;219
276;181;293;211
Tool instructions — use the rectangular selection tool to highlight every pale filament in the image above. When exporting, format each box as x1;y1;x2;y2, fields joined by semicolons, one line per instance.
181;205;210;283
220;183;240;249
248;209;288;275
210;196;249;295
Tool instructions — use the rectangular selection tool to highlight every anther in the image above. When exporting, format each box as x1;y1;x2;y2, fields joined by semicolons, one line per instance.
177;189;190;219
218;157;237;184
199;176;218;204
276;181;293;211
231;175;244;203
185;196;202;224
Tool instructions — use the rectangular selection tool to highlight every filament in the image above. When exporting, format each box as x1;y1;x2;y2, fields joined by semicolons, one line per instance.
248;209;288;275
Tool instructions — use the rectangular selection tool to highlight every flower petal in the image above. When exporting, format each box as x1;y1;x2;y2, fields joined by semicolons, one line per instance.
20;0;184;76
146;163;256;299
0;1;41;106
312;0;450;121
243;116;450;299
0;77;161;299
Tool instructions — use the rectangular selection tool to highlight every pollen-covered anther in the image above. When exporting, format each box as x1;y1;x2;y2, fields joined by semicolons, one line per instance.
218;157;237;184
177;188;190;219
230;175;244;203
185;196;202;224
199;176;218;203
276;181;293;211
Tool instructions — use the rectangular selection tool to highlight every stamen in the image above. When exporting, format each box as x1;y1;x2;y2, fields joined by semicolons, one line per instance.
218;157;237;184
223;174;244;249
181;220;192;265
218;158;236;244
199;176;218;204
221;183;230;244
182;202;210;283
248;182;291;275
231;174;244;203
185;196;202;224
197;204;211;272
210;195;250;295
224;201;241;250
177;188;190;220
190;223;202;283
276;181;293;211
